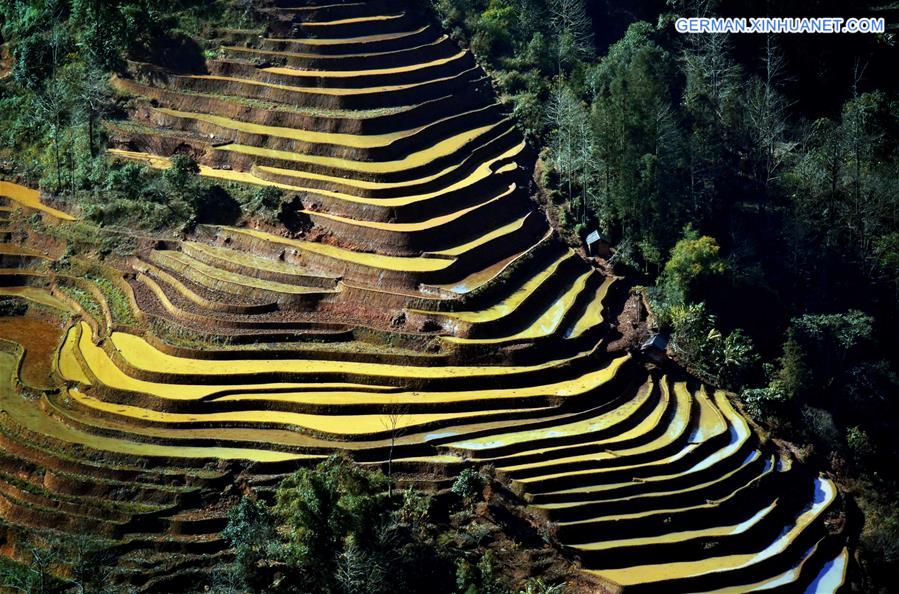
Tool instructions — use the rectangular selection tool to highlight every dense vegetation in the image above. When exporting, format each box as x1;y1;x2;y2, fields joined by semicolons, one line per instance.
429;0;899;587
1;0;897;590
217;457;563;594
0;0;274;236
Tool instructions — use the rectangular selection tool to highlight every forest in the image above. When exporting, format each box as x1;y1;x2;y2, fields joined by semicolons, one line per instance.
0;0;896;592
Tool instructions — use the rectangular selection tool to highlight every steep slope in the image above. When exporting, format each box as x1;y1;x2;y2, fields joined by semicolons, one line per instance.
0;1;848;591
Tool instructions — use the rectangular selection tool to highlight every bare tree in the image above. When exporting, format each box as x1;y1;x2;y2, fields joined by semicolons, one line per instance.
381;407;407;499
546;85;591;214
548;0;594;72
746;36;793;193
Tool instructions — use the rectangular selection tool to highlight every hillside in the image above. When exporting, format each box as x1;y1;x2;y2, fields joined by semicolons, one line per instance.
0;1;853;592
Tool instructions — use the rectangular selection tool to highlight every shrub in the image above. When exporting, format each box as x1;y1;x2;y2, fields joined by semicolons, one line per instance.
0;298;27;317
847;425;874;459
456;551;508;594
452;468;485;504
667;302;758;390
741;385;789;423
518;578;566;594
222;497;278;592
657;226;726;307
800;406;841;454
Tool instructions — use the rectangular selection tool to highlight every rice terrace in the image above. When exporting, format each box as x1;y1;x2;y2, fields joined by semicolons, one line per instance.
1;0;897;592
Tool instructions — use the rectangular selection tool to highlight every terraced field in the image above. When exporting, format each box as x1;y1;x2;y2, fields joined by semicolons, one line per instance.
0;0;849;591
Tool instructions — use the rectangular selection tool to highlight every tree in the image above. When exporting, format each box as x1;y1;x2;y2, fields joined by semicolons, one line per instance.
381;407;407;499
548;0;593;72
589;22;685;265
474;0;516;60
222;497;278;592
744;36;793;206
789;92;898;270
274;455;388;592
680;25;742;223
657;227;726;306
667;302;757;389
546;84;590;215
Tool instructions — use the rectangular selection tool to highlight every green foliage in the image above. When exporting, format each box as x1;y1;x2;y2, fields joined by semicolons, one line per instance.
518;578;566;594
222;497;278;592
847;425;874;459
452;468;485;504
87;275;136;325
589;22;684;260
800;405;841;453
667;303;757;390
657;227;726;307
221;455;468;593
741;385;789;424
473;0;516;59
273;455;388;591
247;185;284;216
0;533;115;594
57;284;101;318
773;334;811;403
776;311;874;406
398;487;431;527
0;298;28;317
455;551;508;594
861;511;899;577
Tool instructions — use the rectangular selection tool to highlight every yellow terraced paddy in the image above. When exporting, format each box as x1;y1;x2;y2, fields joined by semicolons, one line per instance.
496;379;676;469
427;211;532;258
574;499;778;551
449;376;650;452
272;1;367;11
0;287;71;311
534;388;726;499
590;479;836;585
151;250;335;295
300;13;406;27
63;323;396;400
215;121;503;175
219;227;455;272
256;137;525;199
0;351;307;462
111;140;524;210
218;355;628;408
182;242;333;280
154;102;497;151
412;250;574;323
547;455;775;518
266;26;429;45
64;324;627;409
698;538;824;593
262;49;466;78
56;324;92;385
445;269;594;344
0;244;47;257
0;180;76;220
90;322;601;381
187;64;479;97
568;277;615;338
68;388;538;436
156;106;417;148
303;183;517;233
222;35;448;60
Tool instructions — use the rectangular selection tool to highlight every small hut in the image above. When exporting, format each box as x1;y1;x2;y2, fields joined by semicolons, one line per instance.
641;333;669;363
585;230;611;257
